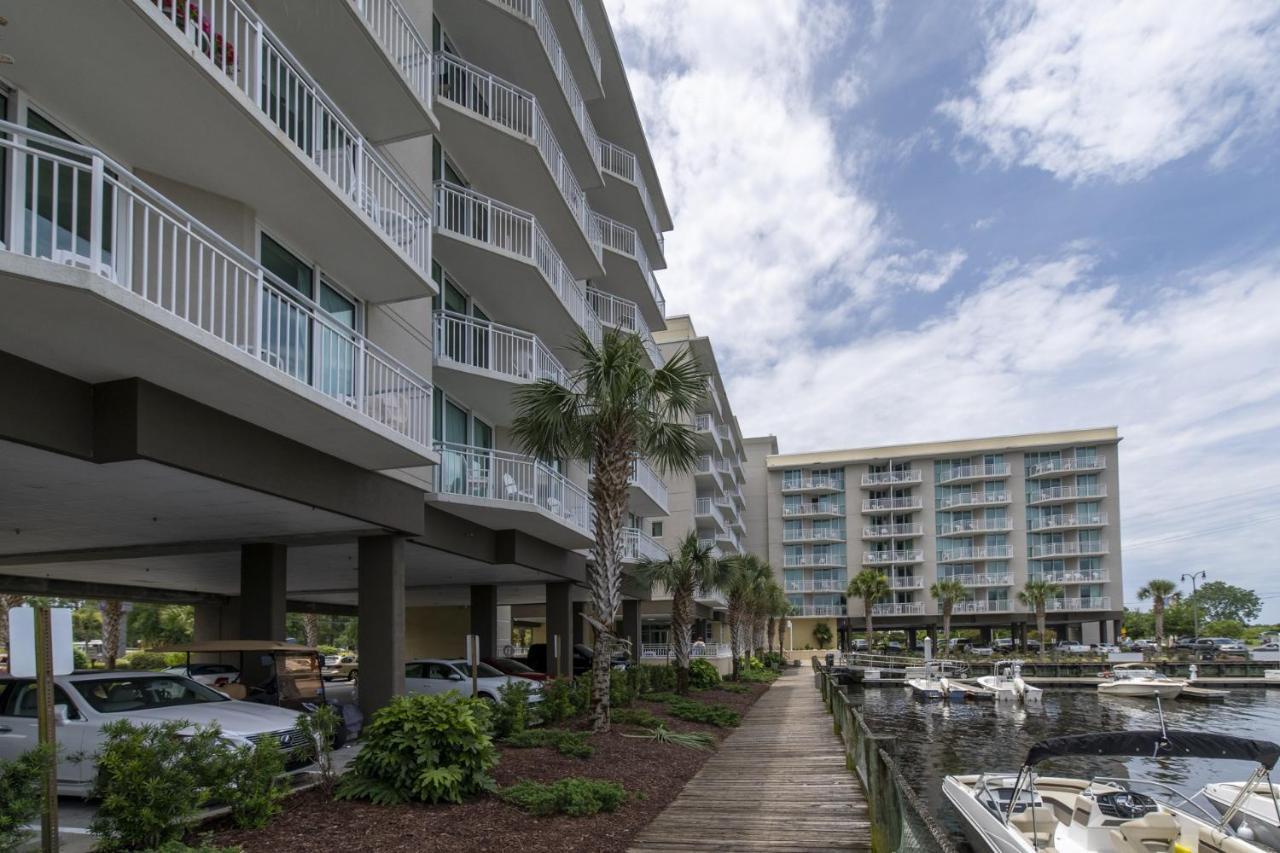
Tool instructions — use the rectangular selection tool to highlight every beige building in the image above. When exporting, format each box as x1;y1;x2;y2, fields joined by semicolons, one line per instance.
752;428;1124;650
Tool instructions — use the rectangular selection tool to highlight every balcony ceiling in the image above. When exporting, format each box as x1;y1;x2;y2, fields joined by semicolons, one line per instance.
589;173;665;269
425;495;593;552
598;249;664;330
543;0;604;102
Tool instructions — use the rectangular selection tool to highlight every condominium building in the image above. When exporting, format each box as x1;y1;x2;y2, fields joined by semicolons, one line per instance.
757;429;1123;649
0;0;676;715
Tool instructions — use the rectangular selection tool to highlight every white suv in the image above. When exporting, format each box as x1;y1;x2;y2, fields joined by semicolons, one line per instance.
0;671;307;797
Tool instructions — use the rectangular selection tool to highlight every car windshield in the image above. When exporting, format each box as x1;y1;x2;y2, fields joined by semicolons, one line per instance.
73;676;228;712
492;658;535;674
188;664;237;676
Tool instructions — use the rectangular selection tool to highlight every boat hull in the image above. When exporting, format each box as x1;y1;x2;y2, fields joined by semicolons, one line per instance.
1203;782;1280;850
941;775;1037;853
1098;681;1184;698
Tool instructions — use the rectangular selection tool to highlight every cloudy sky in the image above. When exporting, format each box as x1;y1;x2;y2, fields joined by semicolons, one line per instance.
605;0;1280;621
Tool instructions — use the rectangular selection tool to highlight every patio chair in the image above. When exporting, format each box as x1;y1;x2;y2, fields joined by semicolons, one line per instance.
503;472;533;503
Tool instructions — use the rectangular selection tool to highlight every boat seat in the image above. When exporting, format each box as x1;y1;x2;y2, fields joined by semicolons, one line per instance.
1109;813;1181;853
1010;806;1059;848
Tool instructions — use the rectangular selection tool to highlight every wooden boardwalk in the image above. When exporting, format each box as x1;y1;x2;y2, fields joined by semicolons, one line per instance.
629;666;872;852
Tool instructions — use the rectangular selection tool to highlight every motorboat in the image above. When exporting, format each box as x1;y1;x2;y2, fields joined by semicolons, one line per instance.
978;661;1044;704
944;729;1280;853
1202;782;1280;850
1097;663;1186;699
905;665;967;702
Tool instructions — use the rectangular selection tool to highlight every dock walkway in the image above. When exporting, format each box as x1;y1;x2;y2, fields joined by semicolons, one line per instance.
629;666;872;852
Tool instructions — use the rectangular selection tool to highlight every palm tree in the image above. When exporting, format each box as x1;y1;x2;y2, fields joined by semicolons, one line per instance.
635;532;716;695
765;584;790;655
1018;580;1062;656
929;579;968;651
1136;579;1178;649
101;599;123;669
302;612;320;649
718;554;770;678
513;329;705;730
847;570;891;652
0;594;24;657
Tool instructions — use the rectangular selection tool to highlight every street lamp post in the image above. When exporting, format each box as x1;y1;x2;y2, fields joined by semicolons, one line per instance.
1181;571;1207;638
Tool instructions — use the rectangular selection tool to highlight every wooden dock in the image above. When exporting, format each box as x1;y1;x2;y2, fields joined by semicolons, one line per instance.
629;668;872;852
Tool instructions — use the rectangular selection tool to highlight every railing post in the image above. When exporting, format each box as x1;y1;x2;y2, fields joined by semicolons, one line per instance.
354;138;365;208
254;20;266;110
89;155;104;272
355;338;367;413
253;269;265;357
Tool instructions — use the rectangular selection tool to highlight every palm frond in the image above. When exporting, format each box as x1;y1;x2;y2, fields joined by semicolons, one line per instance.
621;726;715;751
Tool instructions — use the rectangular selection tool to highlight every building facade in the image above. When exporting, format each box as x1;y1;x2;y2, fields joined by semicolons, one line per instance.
758;429;1124;649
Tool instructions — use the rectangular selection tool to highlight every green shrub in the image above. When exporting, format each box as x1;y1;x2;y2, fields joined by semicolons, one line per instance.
688;659;721;689
759;651;784;669
219;740;288;829
121;651;170;671
716;681;751;694
501;778;626;817
538;678;577;725
492;680;534;738
609;669;634;708
297;704;340;794
737;667;779;684
0;744;51;851
667;698;740;728
640;691;680;704
338;693;497;805
504;728;593;758
317;645;341;657
73;648;91;670
644;665;678;693
146;842;242;853
611;708;662;728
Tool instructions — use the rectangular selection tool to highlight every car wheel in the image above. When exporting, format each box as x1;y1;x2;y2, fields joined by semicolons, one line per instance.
480;694;497;704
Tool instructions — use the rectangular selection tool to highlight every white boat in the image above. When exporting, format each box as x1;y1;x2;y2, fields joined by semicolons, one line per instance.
1202;782;1280;850
1097;664;1186;699
978;661;1044;704
906;665;967;702
944;729;1280;853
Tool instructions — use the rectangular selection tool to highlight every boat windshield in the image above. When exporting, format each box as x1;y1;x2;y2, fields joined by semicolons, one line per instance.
1113;669;1168;680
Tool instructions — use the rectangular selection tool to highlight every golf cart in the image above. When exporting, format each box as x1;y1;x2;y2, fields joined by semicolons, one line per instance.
155;640;362;744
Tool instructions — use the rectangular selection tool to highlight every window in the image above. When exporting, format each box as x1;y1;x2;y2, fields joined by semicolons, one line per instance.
1;682;81;719
22;110;116;268
650;521;663;538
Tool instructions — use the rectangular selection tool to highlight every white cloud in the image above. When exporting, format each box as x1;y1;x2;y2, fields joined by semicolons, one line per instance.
940;1;1280;182
832;68;864;109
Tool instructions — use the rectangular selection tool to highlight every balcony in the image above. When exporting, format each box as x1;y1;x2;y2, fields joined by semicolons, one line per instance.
887;575;925;590
431;442;593;548
783;528;847;544
694;497;728;532
620;527;666;564
862;523;924;539
595;138;666;266
782;476;845;494
935;518;1014;535
785;579;848;593
1028;485;1108;505
783;553;848;569
433;181;602;353
730;487;746;508
715;527;745;555
1032;570;1111;584
25;1;441;299
783;503;846;518
954;600;1013;614
860;470;923;487
1026;455;1107;478
592;211;666;327
935;491;1012;510
1027;513;1108;531
1027;541;1109;558
433;310;569;420
585;287;663;368
695;539;725;560
936;546;1014;563
948;573;1013;588
793;604;847;617
870;602;925;617
434;0;602;182
641;642;733;660
589;457;668;517
433;51;603;277
1040;597;1113;613
936;463;1012;484
0;123;434;470
862;550;924;565
701;378;725;419
861;496;923;513
694;455;727;492
544;0;604;100
252;0;438;143
693;413;724;448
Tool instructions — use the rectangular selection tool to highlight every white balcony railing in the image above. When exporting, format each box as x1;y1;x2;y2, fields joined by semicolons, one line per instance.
793;605;846;617
936;518;1014;535
783;528;847;543
435;52;590;241
1027;513;1108;531
566;0;602;84
433;310;570;388
863;523;924;538
1040;597;1112;613
695;538;725;559
630;458;668;508
434;442;592;534
597;138;664;256
783;553;848;568
887;575;925;590
492;0;600;167
783;503;846;517
862;551;924;565
862;496;923;512
785;579;848;593
860;470;923;486
4;122;433;449
936;463;1012;483
783;475;845;492
954;600;1013;614
1031;570;1111;584
936;545;1013;562
150;0;432;277
1027;456;1107;477
621;527;666;563
353;0;434;112
870;602;925;617
640;642;732;659
584;287;662;367
1028;541;1110;558
591;211;665;316
936;491;1011;509
695;497;727;529
947;573;1013;588
1028;485;1108;504
434;181;601;345
693;413;722;442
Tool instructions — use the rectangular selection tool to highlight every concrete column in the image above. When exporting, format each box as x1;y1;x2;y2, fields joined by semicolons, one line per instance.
906;628;918;651
980;626;994;645
622;599;642;662
193;600;240;664
571;601;585;646
926;624;937;647
358;535;405;718
239;543;287;641
470;585;499;659
545;582;574;678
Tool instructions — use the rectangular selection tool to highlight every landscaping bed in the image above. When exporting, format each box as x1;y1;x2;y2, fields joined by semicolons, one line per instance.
201;681;771;853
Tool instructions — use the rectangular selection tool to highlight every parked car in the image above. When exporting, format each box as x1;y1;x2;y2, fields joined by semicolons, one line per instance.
404;659;543;704
483;656;548;682
0;671;309;797
321;654;358;682
1055;642;1092;654
1191;637;1247;656
523;642;591;676
850;638;869;652
1255;642;1279;652
1095;643;1121;654
1175;636;1199;651
163;662;240;687
1128;638;1158;652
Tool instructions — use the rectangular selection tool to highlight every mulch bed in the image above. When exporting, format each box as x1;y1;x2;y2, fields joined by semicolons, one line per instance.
200;681;772;853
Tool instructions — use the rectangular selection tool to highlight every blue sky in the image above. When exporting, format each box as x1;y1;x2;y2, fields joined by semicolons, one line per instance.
606;0;1280;621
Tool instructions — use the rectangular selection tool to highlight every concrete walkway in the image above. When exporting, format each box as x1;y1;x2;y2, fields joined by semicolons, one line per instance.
629;665;872;852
